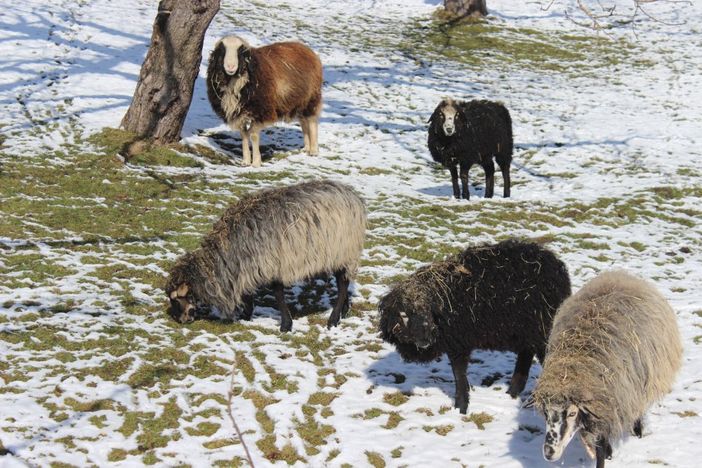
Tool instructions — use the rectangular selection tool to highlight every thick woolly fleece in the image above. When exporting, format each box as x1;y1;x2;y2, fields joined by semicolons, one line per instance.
166;180;366;317
533;270;683;444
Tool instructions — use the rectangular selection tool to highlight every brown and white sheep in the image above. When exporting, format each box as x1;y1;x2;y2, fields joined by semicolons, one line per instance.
206;35;323;167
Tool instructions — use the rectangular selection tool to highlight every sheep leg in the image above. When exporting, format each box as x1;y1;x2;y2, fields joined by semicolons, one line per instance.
595;436;612;468
273;281;293;332
483;160;495;198
240;294;254;321
633;418;643;438
459;163;471;200
507;350;534;398
240;128;252;166
327;269;349;329
308;116;319;156
449;166;460;199
250;129;262;168
498;160;511;198
300;117;311;153
449;353;470;414
536;346;546;365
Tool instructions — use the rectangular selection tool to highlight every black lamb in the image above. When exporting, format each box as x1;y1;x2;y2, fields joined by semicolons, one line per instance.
378;239;571;414
428;98;513;200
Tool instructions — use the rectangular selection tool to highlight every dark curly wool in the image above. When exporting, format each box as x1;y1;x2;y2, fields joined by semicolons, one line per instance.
379;239;571;413
428;98;513;199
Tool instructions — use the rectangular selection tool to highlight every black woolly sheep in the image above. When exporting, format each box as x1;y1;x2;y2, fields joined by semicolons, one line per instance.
166;180;367;332
533;270;682;468
379;239;571;414
428;98;513;200
206;35;323;167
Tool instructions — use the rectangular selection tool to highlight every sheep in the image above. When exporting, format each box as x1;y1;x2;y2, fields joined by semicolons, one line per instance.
165;180;366;332
427;98;513;200
378;239;571;414
206;35;323;168
532;270;683;468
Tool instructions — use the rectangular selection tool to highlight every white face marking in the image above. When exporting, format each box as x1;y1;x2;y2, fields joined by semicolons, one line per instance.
542;403;580;462
176;283;189;297
442;103;458;136
220;36;248;76
399;310;409;326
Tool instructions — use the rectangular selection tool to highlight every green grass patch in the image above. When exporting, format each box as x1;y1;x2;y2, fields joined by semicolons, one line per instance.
383;391;409;406
463;412;494;430
89;128;203;168
399;17;639;74
365;451;386;468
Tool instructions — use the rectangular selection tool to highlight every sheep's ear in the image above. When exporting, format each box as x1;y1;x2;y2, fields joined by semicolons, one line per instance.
176;283;189;297
428;106;441;124
238;46;252;73
579;404;599;422
521;395;535;409
169;290;178;300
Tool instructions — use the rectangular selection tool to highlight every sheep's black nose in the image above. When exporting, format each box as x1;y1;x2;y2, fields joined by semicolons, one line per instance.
543;445;555;461
416;339;432;349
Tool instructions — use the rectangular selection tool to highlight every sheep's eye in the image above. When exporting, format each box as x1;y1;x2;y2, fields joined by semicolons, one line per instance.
567;411;577;418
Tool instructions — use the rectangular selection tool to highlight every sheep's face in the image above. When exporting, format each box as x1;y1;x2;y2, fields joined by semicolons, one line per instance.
406;310;437;349
430;100;460;137
168;283;197;324
389;304;437;349
541;403;582;462
219;36;251;76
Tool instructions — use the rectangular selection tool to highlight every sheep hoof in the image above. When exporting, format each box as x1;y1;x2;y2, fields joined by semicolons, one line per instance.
326;318;340;329
633;419;643;438
280;322;292;333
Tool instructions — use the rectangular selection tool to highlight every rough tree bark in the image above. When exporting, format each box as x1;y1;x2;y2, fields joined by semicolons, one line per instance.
121;0;220;144
443;0;488;18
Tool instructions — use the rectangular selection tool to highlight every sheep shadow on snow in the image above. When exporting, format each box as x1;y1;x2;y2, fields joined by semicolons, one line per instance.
196;274;354;326
365;348;537;408
197;126;304;164
366;350;593;466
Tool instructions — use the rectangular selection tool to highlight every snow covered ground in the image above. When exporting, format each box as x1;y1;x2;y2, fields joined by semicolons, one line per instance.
1;0;701;466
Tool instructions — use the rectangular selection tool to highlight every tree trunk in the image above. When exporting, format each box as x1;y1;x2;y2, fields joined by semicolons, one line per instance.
121;0;220;143
444;0;488;17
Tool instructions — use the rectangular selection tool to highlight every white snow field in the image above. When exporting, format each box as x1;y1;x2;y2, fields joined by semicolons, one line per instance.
1;0;701;466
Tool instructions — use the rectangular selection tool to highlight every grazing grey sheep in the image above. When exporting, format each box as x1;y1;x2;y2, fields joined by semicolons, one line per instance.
379;239;571;414
533;270;683;468
166;180;366;332
428;98;513;200
206;35;323;167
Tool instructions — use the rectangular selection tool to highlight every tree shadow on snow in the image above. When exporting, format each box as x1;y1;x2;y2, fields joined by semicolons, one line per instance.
2;8;150;131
